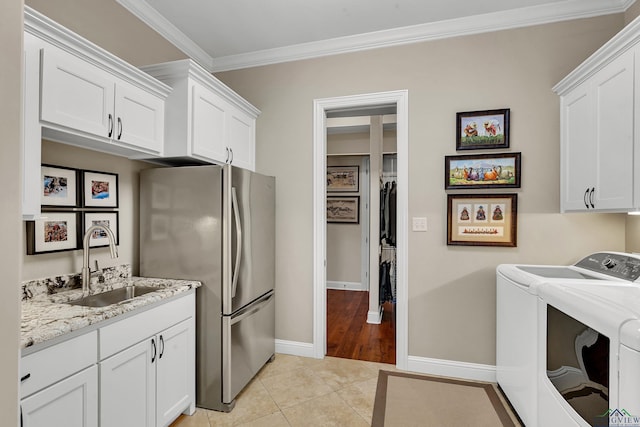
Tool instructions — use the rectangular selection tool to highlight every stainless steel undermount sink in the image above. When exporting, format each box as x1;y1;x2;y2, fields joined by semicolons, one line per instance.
67;285;158;308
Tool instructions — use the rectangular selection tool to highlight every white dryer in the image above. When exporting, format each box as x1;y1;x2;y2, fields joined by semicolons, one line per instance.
538;280;640;426
496;252;640;426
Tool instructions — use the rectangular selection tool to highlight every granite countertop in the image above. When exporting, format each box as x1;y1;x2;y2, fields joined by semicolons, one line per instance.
21;266;201;351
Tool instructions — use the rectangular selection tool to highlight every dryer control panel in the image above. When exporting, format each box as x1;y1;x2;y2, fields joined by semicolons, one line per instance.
575;252;640;282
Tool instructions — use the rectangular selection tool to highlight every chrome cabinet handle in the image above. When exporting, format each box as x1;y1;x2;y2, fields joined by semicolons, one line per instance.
108;114;113;138
229;148;234;164
231;187;242;298
225;147;230;163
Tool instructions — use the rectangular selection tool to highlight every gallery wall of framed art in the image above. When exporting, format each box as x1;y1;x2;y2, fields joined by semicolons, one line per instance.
445;108;520;247
27;164;120;255
326;165;361;224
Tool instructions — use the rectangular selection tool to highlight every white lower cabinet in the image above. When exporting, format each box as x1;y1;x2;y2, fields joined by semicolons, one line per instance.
100;338;156;427
99;292;196;427
20;331;98;427
156;319;195;427
20;292;195;427
21;365;98;427
100;318;195;427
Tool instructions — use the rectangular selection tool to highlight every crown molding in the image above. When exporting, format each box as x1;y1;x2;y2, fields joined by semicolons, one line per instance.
553;7;640;94
117;0;632;73
24;5;171;97
115;0;213;70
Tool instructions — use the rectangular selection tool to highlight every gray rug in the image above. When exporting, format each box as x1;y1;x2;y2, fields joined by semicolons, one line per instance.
372;370;522;426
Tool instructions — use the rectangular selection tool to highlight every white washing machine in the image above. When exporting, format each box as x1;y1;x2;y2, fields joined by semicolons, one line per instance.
537;280;640;426
496;252;640;426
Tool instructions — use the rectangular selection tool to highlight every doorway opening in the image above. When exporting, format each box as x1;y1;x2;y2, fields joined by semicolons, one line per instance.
325;114;397;364
312;91;408;370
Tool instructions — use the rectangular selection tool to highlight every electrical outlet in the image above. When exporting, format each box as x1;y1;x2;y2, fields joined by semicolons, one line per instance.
412;217;427;232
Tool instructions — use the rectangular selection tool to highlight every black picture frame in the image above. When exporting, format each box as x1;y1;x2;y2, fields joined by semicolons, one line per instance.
444;152;521;190
82;170;119;208
83;211;119;248
327;196;360;224
456;108;510;151
41;164;80;208
327;166;360;192
26;212;81;255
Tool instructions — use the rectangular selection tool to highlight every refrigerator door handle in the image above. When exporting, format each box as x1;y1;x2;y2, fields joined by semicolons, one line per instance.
230;291;274;325
231;186;242;298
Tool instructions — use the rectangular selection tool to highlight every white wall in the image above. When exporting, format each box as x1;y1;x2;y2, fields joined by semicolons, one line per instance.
1;0;23;422
16;1;635;367
21;141;153;281
216;14;628;363
326;155;365;285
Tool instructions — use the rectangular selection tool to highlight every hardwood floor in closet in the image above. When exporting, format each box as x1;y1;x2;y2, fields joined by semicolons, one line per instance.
326;289;396;364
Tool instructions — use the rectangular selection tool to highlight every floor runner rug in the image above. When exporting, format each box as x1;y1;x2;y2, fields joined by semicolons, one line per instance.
371;370;522;426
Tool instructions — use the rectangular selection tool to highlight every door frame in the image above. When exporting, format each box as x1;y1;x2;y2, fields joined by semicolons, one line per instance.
313;90;408;370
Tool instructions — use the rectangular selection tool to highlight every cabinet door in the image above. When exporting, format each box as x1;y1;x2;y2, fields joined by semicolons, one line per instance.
191;83;228;163
23;33;42;219
156;318;195;426
100;339;156;427
592;49;634;210
21;365;98;427
227;106;255;171
40;47;114;139
561;83;594;211
114;80;165;154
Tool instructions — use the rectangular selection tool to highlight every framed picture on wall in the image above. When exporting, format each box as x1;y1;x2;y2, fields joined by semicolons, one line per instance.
83;212;119;248
447;193;517;247
327;196;360;223
82;170;119;208
41;165;79;207
444;152;521;190
327;166;359;192
456;108;510;150
26;212;80;254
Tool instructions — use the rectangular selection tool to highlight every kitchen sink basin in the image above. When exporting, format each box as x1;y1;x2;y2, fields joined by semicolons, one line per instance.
67;285;159;308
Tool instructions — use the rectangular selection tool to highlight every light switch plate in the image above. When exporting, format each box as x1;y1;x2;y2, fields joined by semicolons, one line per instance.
412;217;427;232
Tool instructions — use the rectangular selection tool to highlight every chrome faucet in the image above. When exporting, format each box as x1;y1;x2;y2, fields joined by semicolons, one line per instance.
82;224;118;294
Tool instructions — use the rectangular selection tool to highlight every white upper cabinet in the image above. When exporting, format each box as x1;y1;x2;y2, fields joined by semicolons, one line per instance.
554;17;640;213
141;59;259;171
114;79;166;153
40;47;115;140
22;6;171;219
191;83;228;162
39;45;166;157
25;6;170;160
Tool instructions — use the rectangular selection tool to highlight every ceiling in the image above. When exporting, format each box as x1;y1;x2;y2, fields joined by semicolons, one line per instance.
116;0;634;72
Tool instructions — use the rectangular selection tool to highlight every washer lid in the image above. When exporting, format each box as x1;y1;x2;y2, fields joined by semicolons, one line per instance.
516;266;603;280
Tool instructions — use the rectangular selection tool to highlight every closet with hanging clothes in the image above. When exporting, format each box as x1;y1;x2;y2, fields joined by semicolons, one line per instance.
380;154;397;304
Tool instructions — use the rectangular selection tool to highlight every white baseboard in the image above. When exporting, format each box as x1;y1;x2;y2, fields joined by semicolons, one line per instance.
367;306;383;324
326;281;367;291
406;355;497;383
275;340;497;384
275;339;316;358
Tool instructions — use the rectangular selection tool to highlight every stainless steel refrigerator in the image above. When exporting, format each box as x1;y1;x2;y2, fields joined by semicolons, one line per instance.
139;164;275;412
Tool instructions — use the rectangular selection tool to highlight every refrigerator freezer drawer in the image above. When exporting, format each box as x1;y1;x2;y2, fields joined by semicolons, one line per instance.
222;291;275;404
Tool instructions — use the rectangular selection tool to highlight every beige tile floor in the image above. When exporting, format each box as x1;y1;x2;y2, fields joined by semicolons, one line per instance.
170;354;397;427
